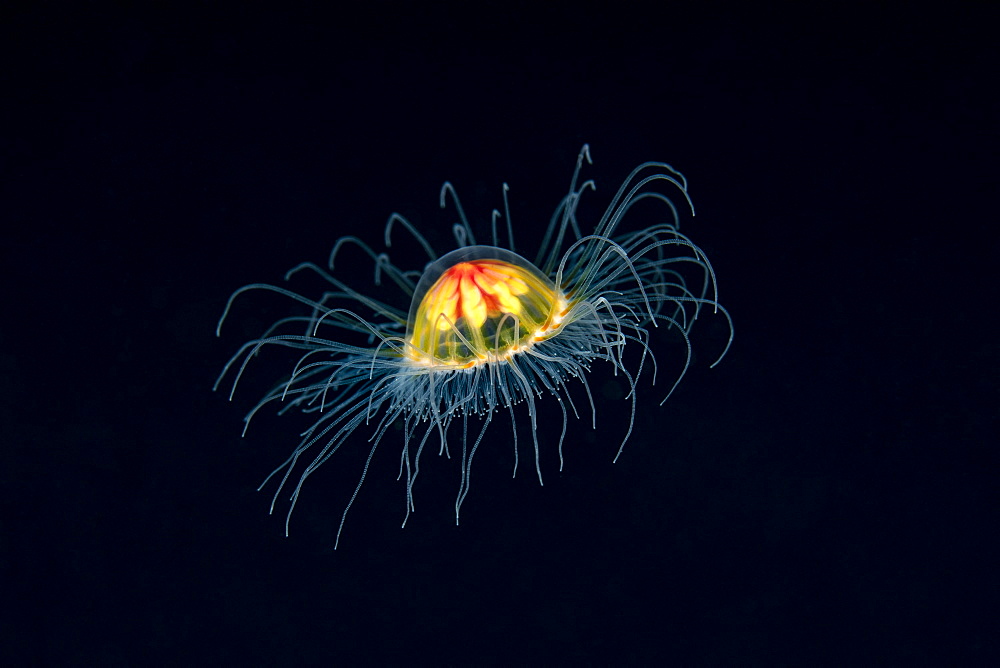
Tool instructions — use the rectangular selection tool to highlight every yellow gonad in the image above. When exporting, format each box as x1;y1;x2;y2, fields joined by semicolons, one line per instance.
405;246;568;367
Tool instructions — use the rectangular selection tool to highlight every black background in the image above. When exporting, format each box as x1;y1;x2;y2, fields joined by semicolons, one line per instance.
3;2;996;664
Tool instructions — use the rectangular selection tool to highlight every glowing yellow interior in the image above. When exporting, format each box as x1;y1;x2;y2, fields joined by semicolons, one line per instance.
404;247;566;367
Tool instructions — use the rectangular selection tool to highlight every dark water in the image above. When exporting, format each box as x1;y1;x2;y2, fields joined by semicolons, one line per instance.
3;3;995;664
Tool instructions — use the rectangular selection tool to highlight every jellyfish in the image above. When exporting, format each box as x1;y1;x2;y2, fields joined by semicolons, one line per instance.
215;145;732;547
